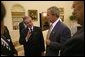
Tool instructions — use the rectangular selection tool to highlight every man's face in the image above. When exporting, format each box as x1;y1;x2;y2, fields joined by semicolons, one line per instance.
72;1;84;25
24;19;33;28
47;11;54;23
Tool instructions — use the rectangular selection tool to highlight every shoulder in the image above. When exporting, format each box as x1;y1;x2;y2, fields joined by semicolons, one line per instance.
73;30;84;41
19;22;23;25
72;27;83;38
61;22;69;29
58;21;70;31
67;28;84;44
65;33;84;46
33;26;42;32
34;26;41;30
61;29;84;56
4;26;7;29
4;26;9;33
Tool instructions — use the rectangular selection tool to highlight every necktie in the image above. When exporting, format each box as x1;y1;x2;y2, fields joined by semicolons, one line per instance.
25;28;32;42
47;24;53;39
30;28;32;33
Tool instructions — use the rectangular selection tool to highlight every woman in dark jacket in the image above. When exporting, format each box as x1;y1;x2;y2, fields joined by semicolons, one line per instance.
1;2;17;56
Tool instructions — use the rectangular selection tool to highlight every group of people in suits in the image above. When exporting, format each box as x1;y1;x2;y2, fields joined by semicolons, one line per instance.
46;1;84;56
1;1;84;56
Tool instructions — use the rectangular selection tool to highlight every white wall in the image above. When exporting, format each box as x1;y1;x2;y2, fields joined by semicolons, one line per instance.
2;1;73;42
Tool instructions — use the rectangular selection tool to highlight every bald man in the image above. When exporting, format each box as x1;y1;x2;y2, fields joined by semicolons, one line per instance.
60;1;84;56
19;16;45;56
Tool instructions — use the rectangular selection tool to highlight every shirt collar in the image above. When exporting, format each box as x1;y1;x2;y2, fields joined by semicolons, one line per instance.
28;26;33;32
52;17;61;27
49;18;61;32
23;22;27;28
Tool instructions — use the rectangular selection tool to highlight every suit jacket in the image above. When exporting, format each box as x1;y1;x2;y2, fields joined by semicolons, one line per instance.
19;21;26;31
19;22;26;44
19;26;45;56
46;21;71;56
60;27;84;56
1;26;17;56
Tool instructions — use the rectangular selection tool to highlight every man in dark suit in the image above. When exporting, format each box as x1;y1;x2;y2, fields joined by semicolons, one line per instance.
19;16;28;44
46;6;71;56
19;16;45;56
60;1;84;56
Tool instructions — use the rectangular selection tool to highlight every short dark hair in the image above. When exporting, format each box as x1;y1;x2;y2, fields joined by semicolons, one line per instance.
1;2;6;21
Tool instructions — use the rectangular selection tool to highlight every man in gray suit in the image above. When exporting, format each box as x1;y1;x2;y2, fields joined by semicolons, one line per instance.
46;6;71;56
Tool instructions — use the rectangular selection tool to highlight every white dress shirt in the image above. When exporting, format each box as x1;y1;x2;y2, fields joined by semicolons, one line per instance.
50;18;62;32
25;26;34;42
47;18;62;39
23;22;27;28
28;26;33;32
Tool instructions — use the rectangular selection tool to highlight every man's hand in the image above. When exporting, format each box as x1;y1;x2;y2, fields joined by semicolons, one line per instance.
26;32;31;39
41;52;45;56
14;54;18;56
25;31;32;42
46;39;51;46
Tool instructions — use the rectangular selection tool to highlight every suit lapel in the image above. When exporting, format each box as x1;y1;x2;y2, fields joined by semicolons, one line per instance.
49;21;61;40
73;27;84;37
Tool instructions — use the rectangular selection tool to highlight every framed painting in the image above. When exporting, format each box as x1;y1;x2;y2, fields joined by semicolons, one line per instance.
28;10;38;21
12;12;25;30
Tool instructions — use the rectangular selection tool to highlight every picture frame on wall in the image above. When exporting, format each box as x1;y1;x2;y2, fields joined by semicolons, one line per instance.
12;12;25;30
40;12;50;31
28;10;38;21
13;21;19;30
